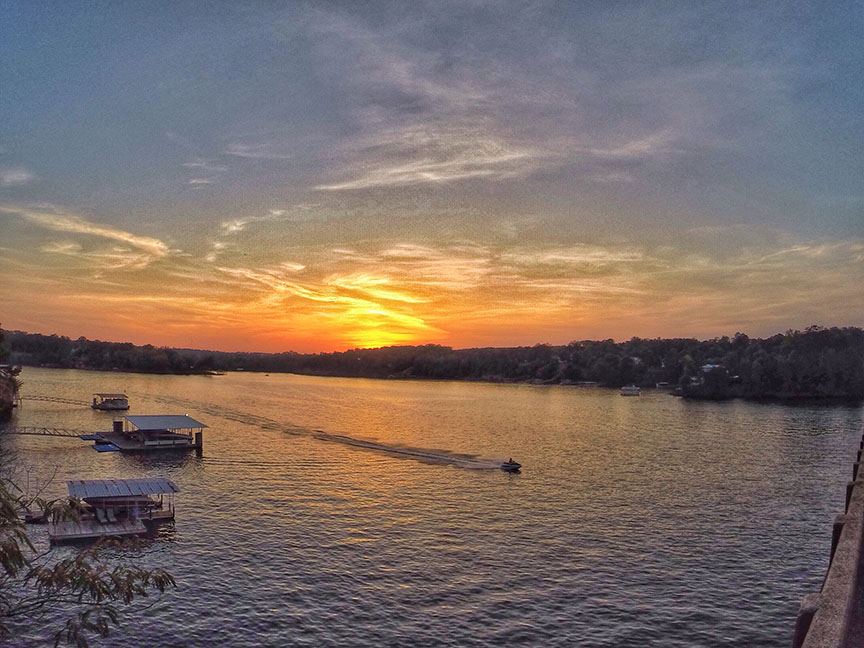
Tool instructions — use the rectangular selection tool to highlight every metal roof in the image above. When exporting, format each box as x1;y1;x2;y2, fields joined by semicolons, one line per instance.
67;477;179;499
94;393;128;398
125;415;207;430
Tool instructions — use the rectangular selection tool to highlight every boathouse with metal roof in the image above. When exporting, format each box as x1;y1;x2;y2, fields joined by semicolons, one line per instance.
92;415;207;452
49;477;180;543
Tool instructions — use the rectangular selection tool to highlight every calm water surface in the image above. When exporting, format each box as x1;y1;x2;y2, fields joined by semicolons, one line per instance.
4;368;863;647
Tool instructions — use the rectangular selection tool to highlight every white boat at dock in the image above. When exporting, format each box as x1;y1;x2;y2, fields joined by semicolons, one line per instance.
91;393;129;410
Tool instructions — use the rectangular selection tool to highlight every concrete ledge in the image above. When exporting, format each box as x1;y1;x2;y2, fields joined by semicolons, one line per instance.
794;431;864;648
794;593;822;648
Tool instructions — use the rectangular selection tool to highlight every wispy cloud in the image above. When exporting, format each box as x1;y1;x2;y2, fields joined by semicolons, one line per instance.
214;261;440;348
220;205;317;235
224;8;770;194
41;243;163;271
223;143;293;160
1;168;36;186
374;243;491;291
39;241;82;254
290;14;549;191
588;172;633;183
379;243;442;259
181;158;227;187
281;261;306;272
3;205;172;273
182;160;227;173
327;272;429;303
205;240;229;263
317;126;538;190
573;131;681;160
500;245;647;269
216;266;366;307
5;206;170;258
330;248;377;263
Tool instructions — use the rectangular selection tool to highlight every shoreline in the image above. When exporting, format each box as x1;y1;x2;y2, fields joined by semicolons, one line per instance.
16;363;864;405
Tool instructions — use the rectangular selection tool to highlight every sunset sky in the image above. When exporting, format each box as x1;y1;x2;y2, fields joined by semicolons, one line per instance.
1;1;862;353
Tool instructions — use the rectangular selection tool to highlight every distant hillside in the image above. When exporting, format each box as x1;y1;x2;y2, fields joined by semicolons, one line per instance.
4;326;864;401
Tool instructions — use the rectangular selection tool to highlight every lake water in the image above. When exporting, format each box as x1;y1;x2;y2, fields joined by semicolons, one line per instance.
3;367;863;647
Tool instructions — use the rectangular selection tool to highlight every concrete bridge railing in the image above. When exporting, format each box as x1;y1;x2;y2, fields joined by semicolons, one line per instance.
793;431;864;648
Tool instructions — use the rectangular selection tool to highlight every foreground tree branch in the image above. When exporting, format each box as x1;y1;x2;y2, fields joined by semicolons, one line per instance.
0;477;175;646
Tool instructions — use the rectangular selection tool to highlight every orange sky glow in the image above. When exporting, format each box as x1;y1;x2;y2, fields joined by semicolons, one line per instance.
3;205;863;353
2;4;862;353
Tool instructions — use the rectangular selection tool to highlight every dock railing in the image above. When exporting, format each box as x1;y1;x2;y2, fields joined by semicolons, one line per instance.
143;437;193;447
793;429;864;647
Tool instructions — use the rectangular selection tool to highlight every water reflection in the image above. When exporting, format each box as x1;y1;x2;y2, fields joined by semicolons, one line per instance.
116;450;203;472
5;367;863;647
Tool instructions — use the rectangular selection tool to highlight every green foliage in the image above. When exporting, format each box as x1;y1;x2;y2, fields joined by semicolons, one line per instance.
0;476;175;646
5;326;864;400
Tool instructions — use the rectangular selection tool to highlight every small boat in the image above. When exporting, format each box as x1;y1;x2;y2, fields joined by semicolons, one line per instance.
620;385;641;396
92;393;129;410
501;459;522;472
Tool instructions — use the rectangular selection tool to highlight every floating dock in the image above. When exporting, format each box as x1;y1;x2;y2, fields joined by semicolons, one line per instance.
91;415;207;452
50;518;147;542
0;415;207;453
48;477;179;543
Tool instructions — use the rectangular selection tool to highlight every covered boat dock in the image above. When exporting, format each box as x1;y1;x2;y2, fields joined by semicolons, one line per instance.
93;414;207;452
49;477;180;543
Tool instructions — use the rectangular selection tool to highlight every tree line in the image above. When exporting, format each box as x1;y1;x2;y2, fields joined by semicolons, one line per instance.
4;326;864;400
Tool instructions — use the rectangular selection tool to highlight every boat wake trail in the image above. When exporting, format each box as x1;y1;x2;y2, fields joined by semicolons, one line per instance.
305;430;505;470
147;394;508;470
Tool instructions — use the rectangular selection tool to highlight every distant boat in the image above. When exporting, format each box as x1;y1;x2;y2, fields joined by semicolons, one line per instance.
501;459;522;472
91;393;129;410
620;385;641;396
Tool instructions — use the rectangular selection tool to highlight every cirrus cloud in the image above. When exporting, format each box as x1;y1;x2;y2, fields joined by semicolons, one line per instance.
2;205;172;270
1;168;36;186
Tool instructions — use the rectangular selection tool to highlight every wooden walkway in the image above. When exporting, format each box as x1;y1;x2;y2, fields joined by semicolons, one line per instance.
0;426;97;438
18;395;90;407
